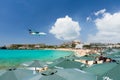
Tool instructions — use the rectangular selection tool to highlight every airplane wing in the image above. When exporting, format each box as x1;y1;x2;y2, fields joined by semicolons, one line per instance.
38;32;47;35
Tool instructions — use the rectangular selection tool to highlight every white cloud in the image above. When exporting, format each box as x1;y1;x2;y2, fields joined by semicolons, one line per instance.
49;15;81;40
88;10;120;43
86;16;92;21
94;9;106;16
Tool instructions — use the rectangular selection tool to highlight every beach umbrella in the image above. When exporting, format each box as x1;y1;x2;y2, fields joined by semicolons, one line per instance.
53;57;66;63
46;57;65;68
102;49;119;56
64;54;80;60
22;60;47;71
0;68;34;80
52;54;80;63
104;50;120;62
78;56;96;61
75;54;100;62
88;53;100;58
106;55;120;63
48;58;84;69
27;68;97;80
83;62;120;80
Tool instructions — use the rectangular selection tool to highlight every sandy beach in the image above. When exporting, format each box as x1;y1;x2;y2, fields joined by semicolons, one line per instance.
52;48;99;57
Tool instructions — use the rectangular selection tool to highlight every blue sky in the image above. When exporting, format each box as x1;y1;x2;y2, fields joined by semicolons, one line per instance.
0;0;120;46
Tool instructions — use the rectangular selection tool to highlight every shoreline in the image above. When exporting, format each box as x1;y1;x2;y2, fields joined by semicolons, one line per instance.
48;48;99;57
0;48;99;57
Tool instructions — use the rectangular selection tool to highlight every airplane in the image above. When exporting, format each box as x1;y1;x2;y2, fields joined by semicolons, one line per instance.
28;29;47;36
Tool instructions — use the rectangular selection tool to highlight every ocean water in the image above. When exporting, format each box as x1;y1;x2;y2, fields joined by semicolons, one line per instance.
0;50;73;69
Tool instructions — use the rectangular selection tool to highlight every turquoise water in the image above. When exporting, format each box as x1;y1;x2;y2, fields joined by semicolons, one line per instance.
0;50;73;68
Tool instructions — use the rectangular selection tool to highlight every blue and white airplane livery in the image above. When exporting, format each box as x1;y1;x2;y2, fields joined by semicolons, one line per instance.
28;29;47;36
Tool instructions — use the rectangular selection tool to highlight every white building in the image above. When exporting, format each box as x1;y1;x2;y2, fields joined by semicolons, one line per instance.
75;44;83;49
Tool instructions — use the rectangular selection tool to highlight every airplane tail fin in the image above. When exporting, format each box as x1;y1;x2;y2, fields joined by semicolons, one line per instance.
28;29;32;33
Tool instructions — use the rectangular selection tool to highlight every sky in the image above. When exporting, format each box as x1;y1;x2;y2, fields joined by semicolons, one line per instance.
0;0;120;46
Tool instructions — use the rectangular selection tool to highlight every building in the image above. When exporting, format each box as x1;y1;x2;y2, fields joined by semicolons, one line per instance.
75;44;83;49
